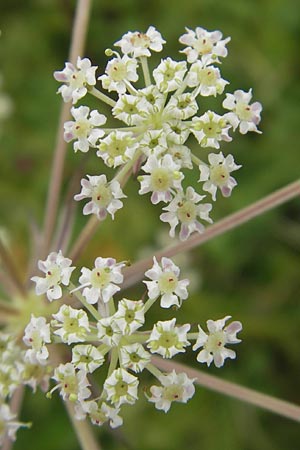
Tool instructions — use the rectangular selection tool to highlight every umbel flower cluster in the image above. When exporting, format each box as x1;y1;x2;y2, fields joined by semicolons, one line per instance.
54;26;262;241
24;250;242;429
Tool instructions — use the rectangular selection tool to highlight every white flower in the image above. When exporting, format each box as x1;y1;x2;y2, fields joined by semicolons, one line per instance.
165;93;198;120
54;57;97;104
149;370;195;412
0;364;20;398
23;315;51;363
114;26;165;58
137;85;166;113
72;345;105;373
138;154;184;205
153;58;187;93
119;343;151;373
199;152;241;200
52;363;91;402
97;316;122;347
144;257;189;308
52;305;90;345
187;61;228;96
147;318;190;358
163;120;191;145
114;299;145;334
160;187;213;241
97;131;138;167
223;89;262;134
64;106;106;152
19;351;51;392
192;111;232;148
99;55;138;94
78;257;125;305
31;250;75;301
179;27;230;63
83;401;123;428
193;316;242;368
112;94;145;126
0;403;24;445
167;144;193;169
103;368;139;407
139;130;168;157
74;174;126;220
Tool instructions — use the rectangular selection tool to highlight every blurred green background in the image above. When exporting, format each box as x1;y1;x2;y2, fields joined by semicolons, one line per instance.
1;0;300;449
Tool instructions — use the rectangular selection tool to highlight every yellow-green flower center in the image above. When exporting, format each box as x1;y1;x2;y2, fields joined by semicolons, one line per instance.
210;164;229;186
158;271;178;293
90;268;111;289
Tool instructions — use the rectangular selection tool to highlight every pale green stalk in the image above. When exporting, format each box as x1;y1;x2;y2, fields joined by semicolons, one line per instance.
65;401;102;450
89;86;116;107
69;283;102;321
152;356;300;422
140;56;151;86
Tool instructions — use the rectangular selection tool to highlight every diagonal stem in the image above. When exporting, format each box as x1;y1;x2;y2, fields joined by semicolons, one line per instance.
42;0;92;257
152;356;300;422
122;179;300;289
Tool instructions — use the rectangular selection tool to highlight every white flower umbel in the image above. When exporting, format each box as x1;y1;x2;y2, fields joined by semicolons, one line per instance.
119;343;151;373
23;315;51;364
187;61;228;96
147;318;190;358
52;305;90;345
114;299;145;334
54;56;97;104
153;58;187;93
193;316;242;368
52;363;91;403
31;250;75;301
97;316;122;347
149;370;195;412
71;344;105;373
97;131;138;168
144;257;189;308
78;257;125;305
74;174;126;220
114;26;166;58
64;106;106;152
179;27;230;63
103;368;139;407
223;89;262;134
192;111;232;149
99;55;138;94
139;154;183;205
160;187;213;241
199;152;241;201
0;403;25;445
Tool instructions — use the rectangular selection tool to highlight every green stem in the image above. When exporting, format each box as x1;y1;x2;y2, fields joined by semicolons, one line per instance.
69;283;102;321
143;296;158;313
187;332;199;340
89;87;116;107
107;347;119;376
140;56;151;86
146;362;164;380
191;153;206;167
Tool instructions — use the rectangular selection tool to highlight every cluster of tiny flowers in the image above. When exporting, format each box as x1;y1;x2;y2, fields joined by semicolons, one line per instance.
54;26;262;240
27;250;242;428
0;331;51;443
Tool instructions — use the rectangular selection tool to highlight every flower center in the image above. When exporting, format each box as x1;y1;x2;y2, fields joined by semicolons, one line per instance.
131;33;151;49
158;331;179;348
108;61;127;81
236;102;252;121
70;71;86;88
115;380;129;396
92;184;112;207
151;168;172;191
90;268;111;289
164;384;184;402
74;119;91;138
158;271;178;293
205;331;226;353
177;200;197;223
46;266;61;286
210;164;229;186
198;68;217;85
195;37;213;55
